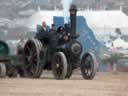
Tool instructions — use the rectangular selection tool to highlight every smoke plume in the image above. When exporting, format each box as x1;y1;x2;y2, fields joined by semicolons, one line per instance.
61;0;73;23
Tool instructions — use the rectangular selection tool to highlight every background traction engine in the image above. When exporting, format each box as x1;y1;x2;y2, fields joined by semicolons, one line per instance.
0;40;21;78
22;5;97;79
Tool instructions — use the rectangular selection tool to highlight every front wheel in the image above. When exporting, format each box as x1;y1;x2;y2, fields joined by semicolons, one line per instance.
52;52;67;80
80;52;97;80
0;63;6;78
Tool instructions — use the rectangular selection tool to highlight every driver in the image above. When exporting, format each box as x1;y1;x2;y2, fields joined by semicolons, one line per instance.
57;26;70;45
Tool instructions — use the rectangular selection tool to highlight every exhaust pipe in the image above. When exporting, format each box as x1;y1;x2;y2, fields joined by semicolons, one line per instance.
69;4;77;37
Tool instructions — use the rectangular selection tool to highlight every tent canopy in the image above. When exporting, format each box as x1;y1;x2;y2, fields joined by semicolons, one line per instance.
112;37;128;48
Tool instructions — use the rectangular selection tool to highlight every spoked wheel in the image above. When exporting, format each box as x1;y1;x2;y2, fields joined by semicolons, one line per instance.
7;66;18;78
0;63;6;78
24;39;43;78
80;52;97;80
52;52;67;80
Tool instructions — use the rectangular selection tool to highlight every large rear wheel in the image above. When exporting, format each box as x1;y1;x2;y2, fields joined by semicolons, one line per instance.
80;52;97;80
24;39;43;78
52;52;67;80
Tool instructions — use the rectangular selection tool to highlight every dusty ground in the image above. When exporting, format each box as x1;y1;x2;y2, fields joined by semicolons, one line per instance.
0;72;128;96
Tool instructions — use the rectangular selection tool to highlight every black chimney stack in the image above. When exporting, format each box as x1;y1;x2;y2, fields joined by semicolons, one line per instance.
69;4;77;37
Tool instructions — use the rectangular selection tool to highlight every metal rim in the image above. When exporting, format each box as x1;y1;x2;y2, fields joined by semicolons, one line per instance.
65;62;72;79
52;52;67;80
80;52;96;80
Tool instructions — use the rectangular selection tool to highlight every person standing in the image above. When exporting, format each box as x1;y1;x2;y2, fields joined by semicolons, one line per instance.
41;21;49;32
36;21;49;33
50;24;56;33
109;43;118;73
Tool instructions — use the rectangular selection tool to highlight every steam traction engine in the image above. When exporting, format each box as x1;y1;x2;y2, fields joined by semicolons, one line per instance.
0;40;20;77
22;5;97;79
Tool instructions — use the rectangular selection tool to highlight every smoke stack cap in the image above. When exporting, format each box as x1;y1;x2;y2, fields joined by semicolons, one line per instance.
70;5;77;15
